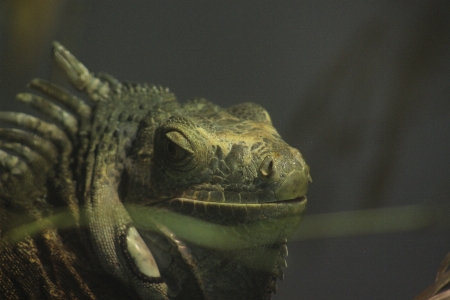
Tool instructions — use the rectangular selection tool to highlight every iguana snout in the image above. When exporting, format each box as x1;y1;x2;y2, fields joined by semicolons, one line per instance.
258;147;311;202
275;169;310;200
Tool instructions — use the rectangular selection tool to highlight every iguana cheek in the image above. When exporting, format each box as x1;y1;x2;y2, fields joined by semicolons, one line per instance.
126;226;161;278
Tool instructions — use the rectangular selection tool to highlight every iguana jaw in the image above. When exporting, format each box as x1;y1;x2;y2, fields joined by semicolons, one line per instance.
265;195;307;204
165;195;307;211
154;196;307;226
128;194;306;252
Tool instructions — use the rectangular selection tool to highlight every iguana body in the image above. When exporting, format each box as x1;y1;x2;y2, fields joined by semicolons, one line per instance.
0;43;310;299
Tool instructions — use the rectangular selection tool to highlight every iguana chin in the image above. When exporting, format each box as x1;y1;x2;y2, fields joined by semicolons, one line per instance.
0;42;310;300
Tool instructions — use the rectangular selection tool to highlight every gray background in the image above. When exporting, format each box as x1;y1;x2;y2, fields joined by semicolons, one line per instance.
1;1;450;299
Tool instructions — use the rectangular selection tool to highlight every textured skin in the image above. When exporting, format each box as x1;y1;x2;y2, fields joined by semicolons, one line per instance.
0;43;310;300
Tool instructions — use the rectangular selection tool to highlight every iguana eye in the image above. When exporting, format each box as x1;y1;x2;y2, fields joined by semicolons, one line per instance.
164;131;194;162
166;139;187;161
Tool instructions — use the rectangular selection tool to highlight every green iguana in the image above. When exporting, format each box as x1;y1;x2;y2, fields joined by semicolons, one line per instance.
0;42;311;300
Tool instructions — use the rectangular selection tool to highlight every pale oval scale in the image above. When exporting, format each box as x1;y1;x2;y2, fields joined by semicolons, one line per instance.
126;226;161;278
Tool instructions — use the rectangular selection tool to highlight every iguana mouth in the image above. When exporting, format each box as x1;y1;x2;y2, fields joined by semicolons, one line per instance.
170;193;307;204
169;195;307;208
265;195;307;204
144;196;307;226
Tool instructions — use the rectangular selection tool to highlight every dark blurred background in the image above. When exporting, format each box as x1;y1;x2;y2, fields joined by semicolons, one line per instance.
1;1;449;299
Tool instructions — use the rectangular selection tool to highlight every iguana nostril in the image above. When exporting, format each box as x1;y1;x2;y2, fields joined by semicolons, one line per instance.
260;155;274;177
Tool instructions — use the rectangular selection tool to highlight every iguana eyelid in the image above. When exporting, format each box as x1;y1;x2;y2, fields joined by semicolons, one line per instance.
165;131;194;155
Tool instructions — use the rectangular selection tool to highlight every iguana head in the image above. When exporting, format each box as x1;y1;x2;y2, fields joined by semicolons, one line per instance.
122;99;311;299
125;99;310;206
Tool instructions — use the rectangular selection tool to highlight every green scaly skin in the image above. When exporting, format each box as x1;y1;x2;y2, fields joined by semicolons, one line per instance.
0;42;310;300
